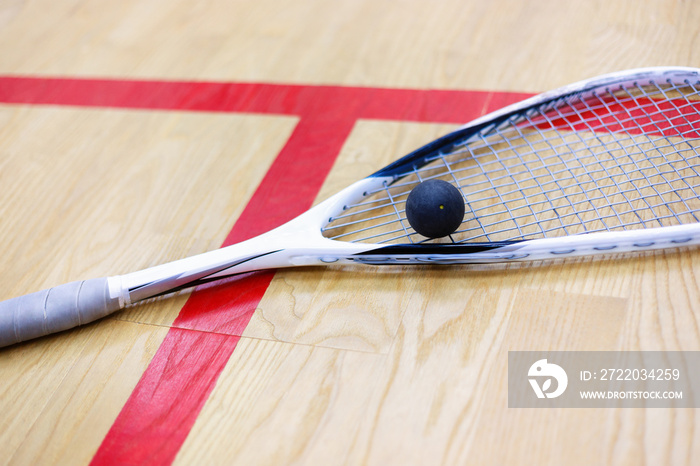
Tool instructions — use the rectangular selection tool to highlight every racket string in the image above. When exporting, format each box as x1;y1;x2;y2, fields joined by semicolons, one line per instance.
556;93;662;229
591;87;699;225
322;79;700;244
382;178;415;244
436;154;475;243
500;109;589;236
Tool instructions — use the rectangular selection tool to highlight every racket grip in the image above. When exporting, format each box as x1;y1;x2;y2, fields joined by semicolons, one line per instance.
0;278;123;348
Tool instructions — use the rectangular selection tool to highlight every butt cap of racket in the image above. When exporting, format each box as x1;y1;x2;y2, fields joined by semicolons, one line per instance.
0;278;123;348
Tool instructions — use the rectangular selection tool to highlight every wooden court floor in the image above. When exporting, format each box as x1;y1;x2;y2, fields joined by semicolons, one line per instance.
1;1;700;465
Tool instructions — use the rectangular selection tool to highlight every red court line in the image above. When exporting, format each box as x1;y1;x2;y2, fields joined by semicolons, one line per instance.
0;75;530;121
0;77;530;465
92;117;360;465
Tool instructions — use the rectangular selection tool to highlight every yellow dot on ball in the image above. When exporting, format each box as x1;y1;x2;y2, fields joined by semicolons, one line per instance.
439;205;444;209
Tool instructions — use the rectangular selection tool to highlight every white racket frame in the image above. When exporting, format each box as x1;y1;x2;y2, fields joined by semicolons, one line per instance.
117;66;700;306
1;66;699;347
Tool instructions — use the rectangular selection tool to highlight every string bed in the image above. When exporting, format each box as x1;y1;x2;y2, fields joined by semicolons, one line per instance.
322;79;700;245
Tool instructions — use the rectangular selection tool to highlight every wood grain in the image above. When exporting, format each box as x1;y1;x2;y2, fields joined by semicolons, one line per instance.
1;0;700;465
174;337;385;465
0;320;168;465
1;1;699;92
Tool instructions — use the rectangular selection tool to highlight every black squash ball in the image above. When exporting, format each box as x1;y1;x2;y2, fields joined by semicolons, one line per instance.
405;179;465;238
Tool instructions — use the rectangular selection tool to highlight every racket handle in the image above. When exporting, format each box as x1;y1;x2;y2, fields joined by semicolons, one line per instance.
0;278;123;348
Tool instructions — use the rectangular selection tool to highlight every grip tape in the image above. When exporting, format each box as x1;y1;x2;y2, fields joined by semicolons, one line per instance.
0;278;123;348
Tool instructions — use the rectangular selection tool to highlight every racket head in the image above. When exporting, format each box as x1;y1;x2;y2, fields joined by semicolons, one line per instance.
317;67;700;257
119;67;700;302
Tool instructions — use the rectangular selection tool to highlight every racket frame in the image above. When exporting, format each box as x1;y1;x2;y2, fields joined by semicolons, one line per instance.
110;66;700;305
2;66;700;348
